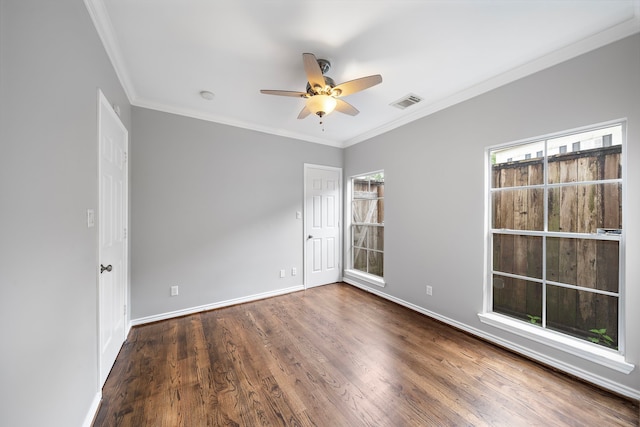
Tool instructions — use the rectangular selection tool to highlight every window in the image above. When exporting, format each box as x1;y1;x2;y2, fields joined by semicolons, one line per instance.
349;172;384;280
487;124;624;356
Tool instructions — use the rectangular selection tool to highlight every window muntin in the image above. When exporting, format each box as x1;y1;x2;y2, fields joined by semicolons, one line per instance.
350;172;384;278
489;124;623;351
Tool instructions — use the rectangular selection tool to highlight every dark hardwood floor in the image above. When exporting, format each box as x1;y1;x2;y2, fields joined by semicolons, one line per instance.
93;283;639;426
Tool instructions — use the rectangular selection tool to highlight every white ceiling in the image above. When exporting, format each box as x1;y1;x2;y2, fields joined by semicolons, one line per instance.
86;0;640;148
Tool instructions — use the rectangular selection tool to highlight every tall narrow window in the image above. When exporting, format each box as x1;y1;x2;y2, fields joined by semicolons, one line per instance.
489;124;623;351
350;172;384;278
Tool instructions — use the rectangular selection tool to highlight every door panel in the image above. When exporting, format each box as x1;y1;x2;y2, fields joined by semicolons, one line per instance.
305;165;341;287
98;90;128;386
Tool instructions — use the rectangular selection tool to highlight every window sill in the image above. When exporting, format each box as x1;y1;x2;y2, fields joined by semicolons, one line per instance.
478;312;634;374
344;269;385;288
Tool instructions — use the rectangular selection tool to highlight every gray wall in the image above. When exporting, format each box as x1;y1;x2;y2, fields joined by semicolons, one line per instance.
131;107;343;319
344;34;640;396
0;1;131;426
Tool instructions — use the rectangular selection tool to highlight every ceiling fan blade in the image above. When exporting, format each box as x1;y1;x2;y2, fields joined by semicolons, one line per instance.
297;106;311;119
333;75;382;97
334;98;359;116
303;53;326;93
260;90;307;97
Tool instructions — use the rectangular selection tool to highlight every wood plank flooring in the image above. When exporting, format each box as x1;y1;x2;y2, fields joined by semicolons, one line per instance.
92;283;639;426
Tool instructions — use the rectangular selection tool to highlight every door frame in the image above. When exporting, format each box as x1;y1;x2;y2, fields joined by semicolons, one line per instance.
97;89;129;387
303;163;343;289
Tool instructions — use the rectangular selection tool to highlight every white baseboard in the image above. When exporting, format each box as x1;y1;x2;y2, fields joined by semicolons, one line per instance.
130;285;305;326
343;278;640;401
82;390;102;427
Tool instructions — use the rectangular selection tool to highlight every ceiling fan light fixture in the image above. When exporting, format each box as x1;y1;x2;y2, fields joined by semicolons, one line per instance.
306;94;337;117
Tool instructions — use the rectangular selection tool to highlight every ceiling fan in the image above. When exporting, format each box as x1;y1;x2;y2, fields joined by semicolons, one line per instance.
260;53;382;120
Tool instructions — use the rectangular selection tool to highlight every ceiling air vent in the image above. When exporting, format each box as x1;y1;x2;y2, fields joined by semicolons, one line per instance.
391;93;423;110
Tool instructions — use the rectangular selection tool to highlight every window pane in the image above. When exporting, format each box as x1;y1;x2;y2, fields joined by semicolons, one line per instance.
353;225;366;248
548;183;622;233
547;285;618;349
353;248;383;277
368;226;384;251
492;188;544;230
491;153;544;189
493;234;542;279
353;247;366;272
547;125;622;184
493;276;542;324
352;199;384;224
352;225;384;252
491;140;544;188
546;238;619;292
368;251;383;277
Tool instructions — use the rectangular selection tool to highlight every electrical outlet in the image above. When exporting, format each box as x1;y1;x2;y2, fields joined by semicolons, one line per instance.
292;267;297;276
280;269;286;278
171;285;179;296
426;285;433;296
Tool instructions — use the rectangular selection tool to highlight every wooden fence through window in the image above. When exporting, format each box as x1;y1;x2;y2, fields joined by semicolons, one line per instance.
492;145;621;346
352;180;384;277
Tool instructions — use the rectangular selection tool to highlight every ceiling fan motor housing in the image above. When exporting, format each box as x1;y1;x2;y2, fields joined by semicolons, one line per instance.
306;76;335;96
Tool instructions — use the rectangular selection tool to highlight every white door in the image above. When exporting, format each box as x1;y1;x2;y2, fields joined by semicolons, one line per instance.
98;90;128;386
304;164;341;287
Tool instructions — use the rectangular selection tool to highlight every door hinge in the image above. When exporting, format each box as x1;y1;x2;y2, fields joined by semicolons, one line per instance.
124;152;128;163
123;227;128;239
124;304;127;315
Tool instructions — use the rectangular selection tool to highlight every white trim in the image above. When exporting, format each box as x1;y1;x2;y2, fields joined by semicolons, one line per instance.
130;285;304;326
83;0;136;102
133;99;344;148
82;391;102;427
344;279;639;400
344;269;385;288
303;164;343;289
478;313;634;374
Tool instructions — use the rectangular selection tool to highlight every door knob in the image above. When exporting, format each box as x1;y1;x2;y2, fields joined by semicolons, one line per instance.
100;264;113;274
308;235;314;239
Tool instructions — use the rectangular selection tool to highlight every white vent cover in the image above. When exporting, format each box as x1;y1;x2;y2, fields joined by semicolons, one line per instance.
390;93;423;109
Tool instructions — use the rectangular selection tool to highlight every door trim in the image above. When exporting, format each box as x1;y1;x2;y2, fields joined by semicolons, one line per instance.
303;163;343;289
97;88;129;387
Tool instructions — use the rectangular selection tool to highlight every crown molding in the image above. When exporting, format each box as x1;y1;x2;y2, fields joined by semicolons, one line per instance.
132;98;345;148
84;0;137;103
343;14;640;148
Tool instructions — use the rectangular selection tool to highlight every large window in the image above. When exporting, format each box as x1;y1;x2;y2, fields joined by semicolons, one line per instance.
350;172;384;279
488;124;623;353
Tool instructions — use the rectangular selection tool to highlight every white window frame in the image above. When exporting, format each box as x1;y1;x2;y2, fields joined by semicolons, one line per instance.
479;120;633;374
344;170;385;288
